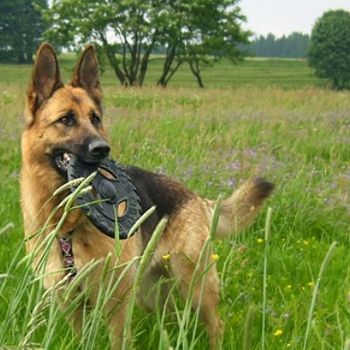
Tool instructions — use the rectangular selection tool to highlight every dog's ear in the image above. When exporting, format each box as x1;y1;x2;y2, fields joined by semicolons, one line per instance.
70;45;102;109
26;43;63;122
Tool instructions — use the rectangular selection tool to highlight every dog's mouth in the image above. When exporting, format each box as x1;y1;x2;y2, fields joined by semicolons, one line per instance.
53;151;73;174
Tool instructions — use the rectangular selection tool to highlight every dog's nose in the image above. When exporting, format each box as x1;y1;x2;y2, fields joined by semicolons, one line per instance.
88;140;110;160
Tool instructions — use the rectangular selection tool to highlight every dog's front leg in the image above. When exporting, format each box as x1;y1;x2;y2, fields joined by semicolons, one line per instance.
105;298;132;350
58;290;90;339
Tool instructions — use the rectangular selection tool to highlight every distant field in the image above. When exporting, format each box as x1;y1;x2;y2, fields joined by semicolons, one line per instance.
0;57;349;349
0;55;325;89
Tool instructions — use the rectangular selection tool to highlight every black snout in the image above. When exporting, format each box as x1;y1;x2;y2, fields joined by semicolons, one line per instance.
88;140;110;160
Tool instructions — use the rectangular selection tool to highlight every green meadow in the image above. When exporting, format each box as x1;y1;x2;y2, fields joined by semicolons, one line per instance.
0;57;350;349
0;56;324;88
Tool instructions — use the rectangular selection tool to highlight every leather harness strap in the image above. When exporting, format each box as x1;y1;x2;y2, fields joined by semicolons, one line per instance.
58;232;77;281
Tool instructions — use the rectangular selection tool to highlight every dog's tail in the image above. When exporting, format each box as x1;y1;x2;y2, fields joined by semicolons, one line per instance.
207;178;274;238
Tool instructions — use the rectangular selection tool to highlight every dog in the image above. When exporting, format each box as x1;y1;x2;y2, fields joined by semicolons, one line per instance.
20;43;273;349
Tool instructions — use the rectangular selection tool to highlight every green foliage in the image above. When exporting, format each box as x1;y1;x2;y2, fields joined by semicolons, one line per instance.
308;10;350;89
247;32;310;58
156;0;250;87
43;0;248;87
0;0;47;63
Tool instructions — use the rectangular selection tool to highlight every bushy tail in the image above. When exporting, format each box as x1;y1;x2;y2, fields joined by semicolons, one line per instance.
208;178;274;238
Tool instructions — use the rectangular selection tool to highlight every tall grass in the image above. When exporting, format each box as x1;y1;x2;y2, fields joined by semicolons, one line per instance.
0;73;350;348
0;170;225;350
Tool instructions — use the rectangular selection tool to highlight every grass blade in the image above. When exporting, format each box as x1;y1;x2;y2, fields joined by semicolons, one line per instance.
262;207;272;350
303;241;337;350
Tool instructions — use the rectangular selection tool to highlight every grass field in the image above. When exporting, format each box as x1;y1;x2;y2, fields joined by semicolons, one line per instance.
0;57;350;349
0;55;325;89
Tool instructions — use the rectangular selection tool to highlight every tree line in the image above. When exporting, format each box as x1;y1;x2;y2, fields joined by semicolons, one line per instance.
246;32;310;58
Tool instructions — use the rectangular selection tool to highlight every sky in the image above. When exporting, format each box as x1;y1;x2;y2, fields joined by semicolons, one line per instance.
239;0;350;37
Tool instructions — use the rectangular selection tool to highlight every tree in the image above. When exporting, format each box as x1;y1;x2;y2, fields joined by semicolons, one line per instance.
156;0;249;88
0;0;47;63
308;10;350;90
43;0;248;87
43;0;160;86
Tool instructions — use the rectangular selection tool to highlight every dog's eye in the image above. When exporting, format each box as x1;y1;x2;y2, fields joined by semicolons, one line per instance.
91;113;101;127
58;113;76;127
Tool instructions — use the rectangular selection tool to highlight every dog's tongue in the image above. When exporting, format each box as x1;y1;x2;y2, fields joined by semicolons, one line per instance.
66;155;141;239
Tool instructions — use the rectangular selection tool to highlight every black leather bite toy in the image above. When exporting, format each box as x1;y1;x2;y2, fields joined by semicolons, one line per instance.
67;155;141;239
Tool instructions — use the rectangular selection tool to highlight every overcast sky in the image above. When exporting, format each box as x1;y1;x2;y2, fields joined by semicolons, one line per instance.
239;0;350;37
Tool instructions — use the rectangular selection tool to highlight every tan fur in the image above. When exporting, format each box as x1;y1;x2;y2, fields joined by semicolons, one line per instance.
208;177;273;238
21;44;273;349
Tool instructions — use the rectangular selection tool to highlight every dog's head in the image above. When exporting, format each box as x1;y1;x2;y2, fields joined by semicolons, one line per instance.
22;43;109;179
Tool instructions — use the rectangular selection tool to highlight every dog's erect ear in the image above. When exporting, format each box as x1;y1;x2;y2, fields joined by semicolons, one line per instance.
26;43;63;119
70;45;102;108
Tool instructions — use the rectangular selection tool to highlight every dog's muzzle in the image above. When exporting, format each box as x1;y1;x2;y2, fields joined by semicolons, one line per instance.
53;139;111;174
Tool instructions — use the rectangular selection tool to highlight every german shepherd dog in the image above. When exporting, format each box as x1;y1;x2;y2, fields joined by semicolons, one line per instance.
21;44;273;349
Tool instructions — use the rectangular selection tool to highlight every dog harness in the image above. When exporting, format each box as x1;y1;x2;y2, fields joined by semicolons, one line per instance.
67;156;141;239
58;234;77;281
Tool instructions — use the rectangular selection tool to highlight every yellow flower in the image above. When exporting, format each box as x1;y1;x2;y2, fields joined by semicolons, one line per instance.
287;284;292;289
257;238;264;244
307;281;315;288
211;254;220;262
274;329;283;336
162;254;171;260
303;240;309;245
